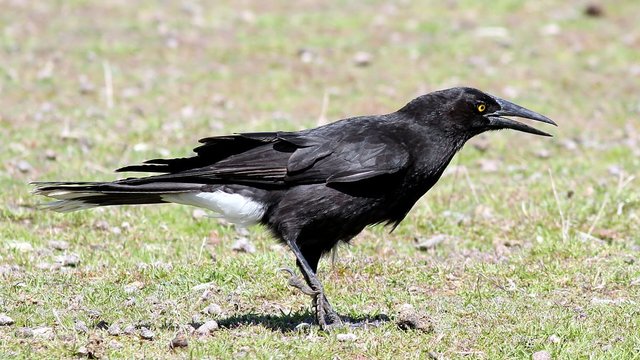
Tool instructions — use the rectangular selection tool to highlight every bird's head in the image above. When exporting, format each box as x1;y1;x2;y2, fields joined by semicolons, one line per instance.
403;87;557;139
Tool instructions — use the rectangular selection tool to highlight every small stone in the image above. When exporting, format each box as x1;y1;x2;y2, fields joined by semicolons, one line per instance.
86;309;101;319
124;297;136;307
353;51;373;67
231;237;255;253
336;333;357;342
170;333;189;348
478;158;501;173
295;322;311;332
532;350;552;360
57;253;81;267
297;48;316;63
15;327;33;338
7;241;33;252
48;240;69;250
75;320;89;333
192;282;215;292
191;314;202;325
107;323;121;336
139;327;155;340
0;313;15;326
133;143;149;152
76;346;89;357
203;303;222;316
396;304;434;333
124;281;144;294
584;4;604;17
123;325;136;335
415;234;449;251
548;334;561;344
535;149;551;159
16;160;33;173
195;320;219;336
44;150;57;161
32;326;54;340
108;339;123;349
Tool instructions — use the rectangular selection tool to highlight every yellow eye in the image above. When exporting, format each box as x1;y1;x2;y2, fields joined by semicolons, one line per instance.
477;103;486;112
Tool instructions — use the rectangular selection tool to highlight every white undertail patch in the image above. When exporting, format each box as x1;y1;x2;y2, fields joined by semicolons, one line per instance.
162;191;266;226
37;191;102;212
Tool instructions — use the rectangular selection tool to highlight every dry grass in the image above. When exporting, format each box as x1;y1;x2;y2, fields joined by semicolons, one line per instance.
1;0;639;358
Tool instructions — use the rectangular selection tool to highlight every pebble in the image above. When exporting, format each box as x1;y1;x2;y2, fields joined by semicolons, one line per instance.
123;325;136;335
396;304;434;333
124;281;144;294
107;323;121;336
336;333;357;342
139;327;155;340
0;313;15;326
32;326;54;340
192;282;215;292
75;320;89;333
7;241;33;252
76;346;89;357
548;334;561;344
48;240;69;250
203;303;222;316
108;339;123;349
415;234;449;251
15;327;34;338
16;160;33;173
231;237;255;253
56;253;81;267
170;333;189;348
196;320;219;336
532;350;552;360
353;51;373;67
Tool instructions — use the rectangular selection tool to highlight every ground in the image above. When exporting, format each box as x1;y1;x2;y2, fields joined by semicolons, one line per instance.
1;0;639;359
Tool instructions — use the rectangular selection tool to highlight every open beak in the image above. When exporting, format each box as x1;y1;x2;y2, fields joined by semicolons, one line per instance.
486;96;557;137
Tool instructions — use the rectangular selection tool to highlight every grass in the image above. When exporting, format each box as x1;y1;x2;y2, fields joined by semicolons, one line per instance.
2;0;640;358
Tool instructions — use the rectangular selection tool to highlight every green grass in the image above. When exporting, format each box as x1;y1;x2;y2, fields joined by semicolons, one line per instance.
2;0;640;358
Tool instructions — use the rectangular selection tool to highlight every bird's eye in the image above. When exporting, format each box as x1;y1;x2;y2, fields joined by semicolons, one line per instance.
476;103;486;113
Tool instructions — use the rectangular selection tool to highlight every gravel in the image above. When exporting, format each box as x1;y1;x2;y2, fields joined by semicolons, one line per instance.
170;333;189;348
0;313;15;326
396;304;434;333
195;320;219;337
139;327;155;340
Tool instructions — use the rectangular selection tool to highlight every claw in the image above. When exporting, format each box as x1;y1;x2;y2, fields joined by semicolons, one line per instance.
278;268;316;296
314;292;343;331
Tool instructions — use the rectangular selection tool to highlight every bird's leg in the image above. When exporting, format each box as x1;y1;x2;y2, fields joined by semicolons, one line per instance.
283;240;343;330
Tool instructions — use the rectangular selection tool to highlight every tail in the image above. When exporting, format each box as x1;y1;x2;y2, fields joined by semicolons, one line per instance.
32;181;204;212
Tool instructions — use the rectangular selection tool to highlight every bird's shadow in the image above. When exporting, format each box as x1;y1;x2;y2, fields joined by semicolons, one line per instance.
215;311;390;333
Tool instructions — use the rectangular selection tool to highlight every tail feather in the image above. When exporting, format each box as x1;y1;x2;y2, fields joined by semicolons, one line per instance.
32;181;203;213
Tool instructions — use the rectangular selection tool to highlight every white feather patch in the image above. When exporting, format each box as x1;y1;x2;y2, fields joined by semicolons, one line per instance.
41;199;99;212
162;191;265;226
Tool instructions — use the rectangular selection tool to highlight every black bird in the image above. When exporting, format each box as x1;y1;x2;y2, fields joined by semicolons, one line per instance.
32;87;555;330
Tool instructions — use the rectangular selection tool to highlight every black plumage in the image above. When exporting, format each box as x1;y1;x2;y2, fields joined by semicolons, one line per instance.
33;87;556;330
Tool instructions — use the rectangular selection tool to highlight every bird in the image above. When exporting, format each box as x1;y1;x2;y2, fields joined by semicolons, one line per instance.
32;87;556;330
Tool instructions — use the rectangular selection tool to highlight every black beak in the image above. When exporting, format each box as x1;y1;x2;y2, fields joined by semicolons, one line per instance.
486;96;557;137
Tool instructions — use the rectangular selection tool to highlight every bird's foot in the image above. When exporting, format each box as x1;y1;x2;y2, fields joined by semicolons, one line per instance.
313;292;343;331
278;268;342;330
279;268;315;296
